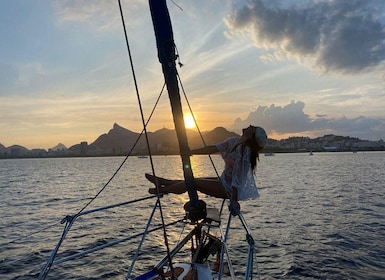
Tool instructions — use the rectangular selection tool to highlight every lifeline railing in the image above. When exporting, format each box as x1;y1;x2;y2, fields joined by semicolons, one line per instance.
217;206;261;280
39;196;260;280
38;195;180;280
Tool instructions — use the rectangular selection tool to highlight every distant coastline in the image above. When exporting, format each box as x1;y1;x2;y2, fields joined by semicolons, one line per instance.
1;124;384;159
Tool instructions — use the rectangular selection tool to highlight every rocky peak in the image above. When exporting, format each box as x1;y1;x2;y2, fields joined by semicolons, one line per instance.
50;143;67;151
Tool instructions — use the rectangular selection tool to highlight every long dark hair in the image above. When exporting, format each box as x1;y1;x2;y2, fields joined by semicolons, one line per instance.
246;135;261;172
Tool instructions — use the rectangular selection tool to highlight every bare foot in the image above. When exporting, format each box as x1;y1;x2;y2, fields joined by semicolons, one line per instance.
145;173;175;186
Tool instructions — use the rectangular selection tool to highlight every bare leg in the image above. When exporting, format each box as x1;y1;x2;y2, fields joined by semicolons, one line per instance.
146;173;228;198
148;180;187;194
195;178;228;198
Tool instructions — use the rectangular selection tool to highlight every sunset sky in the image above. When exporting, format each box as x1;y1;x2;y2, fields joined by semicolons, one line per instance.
1;0;385;149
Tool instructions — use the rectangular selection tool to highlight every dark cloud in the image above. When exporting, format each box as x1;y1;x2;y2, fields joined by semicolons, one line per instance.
231;101;385;141
226;0;385;73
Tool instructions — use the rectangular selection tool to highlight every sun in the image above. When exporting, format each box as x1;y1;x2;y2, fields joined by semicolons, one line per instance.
184;113;196;129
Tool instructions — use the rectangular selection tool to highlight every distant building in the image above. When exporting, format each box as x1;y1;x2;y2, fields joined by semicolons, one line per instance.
80;142;88;156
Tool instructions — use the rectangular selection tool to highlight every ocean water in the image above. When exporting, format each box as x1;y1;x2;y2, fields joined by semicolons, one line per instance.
1;152;385;279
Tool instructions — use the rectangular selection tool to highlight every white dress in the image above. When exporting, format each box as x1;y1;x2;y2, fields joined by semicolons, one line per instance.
216;137;260;200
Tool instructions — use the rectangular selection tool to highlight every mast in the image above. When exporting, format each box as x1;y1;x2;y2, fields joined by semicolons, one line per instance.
148;0;206;221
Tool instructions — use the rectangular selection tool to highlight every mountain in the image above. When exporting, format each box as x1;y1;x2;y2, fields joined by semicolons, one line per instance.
87;123;141;155
81;124;237;156
50;143;67;151
0;144;34;158
189;127;238;146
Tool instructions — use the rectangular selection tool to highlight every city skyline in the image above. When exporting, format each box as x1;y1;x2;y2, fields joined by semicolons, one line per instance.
1;0;385;150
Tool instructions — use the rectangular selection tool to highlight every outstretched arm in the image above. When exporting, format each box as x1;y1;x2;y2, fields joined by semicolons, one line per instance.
191;145;219;155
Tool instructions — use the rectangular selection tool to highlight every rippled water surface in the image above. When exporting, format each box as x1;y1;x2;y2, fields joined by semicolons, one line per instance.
1;152;385;279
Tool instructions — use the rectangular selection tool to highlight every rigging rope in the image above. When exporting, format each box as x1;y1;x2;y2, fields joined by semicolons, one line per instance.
39;2;174;274
177;73;222;180
117;0;175;275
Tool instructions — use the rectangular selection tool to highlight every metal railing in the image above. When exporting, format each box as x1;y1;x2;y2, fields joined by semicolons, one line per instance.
39;196;260;280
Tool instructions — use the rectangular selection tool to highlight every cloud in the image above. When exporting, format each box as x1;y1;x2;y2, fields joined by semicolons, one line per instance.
53;0;145;30
225;0;385;74
231;101;385;141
